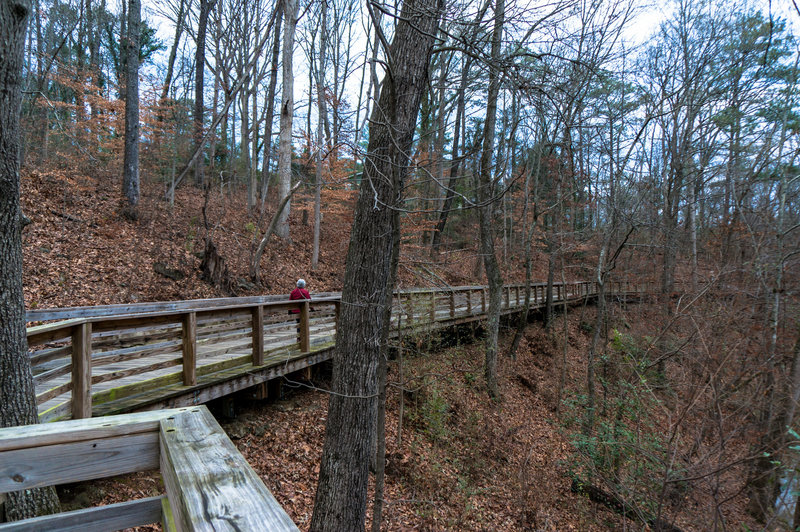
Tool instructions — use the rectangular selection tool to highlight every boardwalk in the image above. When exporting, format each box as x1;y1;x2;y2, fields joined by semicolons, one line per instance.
26;281;647;422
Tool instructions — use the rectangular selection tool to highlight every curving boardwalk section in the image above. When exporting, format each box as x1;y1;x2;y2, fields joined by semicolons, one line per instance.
25;281;649;422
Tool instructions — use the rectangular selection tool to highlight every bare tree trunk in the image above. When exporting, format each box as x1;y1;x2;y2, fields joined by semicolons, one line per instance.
121;0;140;214
276;0;299;241
509;145;541;358
312;0;327;271
478;0;505;400
193;0;215;187
309;0;442;526
250;181;302;282
0;0;61;519
260;3;282;211
431;55;471;259
371;348;387;532
159;0;186;104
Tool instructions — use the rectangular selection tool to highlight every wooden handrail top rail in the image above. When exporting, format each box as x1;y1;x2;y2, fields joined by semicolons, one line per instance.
26;298;339;343
26;281;599;323
26;281;601;334
25;292;344;323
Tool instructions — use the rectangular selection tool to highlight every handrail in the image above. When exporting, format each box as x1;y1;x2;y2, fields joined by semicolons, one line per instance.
0;406;299;530
25;281;650;422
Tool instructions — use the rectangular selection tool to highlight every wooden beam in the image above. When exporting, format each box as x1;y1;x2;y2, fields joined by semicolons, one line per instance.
181;313;197;386
0;408;195;452
251;305;264;366
159;408;298;531
0;432;158;492
27;318;83;346
0;496;164;532
162;496;178;532
71;322;92;419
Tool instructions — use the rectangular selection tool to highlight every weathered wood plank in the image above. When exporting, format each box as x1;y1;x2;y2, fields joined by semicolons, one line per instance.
36;382;72;404
0;408;196;451
0;496;164;532
33;362;72;386
26;293;340;322
0;432;158;491
162;496;178;532
91;314;182;334
96;349;335;416
159;408;298;531
29;344;71;368
90;340;183;369
27;319;82;347
91;357;183;386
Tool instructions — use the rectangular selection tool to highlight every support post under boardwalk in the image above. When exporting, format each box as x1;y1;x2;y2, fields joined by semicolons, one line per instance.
71;322;92;419
299;301;310;352
181;312;197;386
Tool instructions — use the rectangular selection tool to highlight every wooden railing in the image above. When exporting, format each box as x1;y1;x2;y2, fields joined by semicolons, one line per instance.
26;281;652;422
0;406;298;531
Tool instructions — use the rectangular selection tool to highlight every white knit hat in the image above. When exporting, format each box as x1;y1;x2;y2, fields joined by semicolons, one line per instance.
297;279;306;288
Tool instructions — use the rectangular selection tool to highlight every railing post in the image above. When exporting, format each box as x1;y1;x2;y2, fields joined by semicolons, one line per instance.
182;312;197;386
516;286;520;306
505;286;510;308
334;301;341;338
556;284;561;302
481;289;486;312
71;322;92;419
251;305;264;366
466;290;472;315
430;292;436;323
449;292;455;318
300;301;311;352
406;295;414;324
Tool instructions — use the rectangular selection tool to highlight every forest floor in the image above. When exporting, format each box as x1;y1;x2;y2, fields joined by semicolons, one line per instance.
57;311;761;531
22;169;759;530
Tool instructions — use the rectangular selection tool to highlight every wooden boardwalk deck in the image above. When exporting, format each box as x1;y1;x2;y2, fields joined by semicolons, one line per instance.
25;281;649;422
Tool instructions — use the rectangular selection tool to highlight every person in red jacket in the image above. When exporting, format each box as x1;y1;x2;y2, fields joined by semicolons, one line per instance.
289;279;311;345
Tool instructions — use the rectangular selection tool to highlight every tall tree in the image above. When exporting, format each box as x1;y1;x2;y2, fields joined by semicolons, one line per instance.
121;0;140;214
309;0;443;527
276;0;299;241
477;0;505;399
260;1;283;210
193;0;215;186
311;0;327;270
0;0;61;520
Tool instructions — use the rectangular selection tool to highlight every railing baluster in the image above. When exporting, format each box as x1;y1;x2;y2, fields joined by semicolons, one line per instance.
430;292;436;323
449;292;455;318
71;322;92;419
466;290;472;315
251;305;264;366
182;312;197;386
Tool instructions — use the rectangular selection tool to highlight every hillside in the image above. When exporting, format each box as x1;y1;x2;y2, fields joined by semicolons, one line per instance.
20;169;537;311
19;169;766;530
